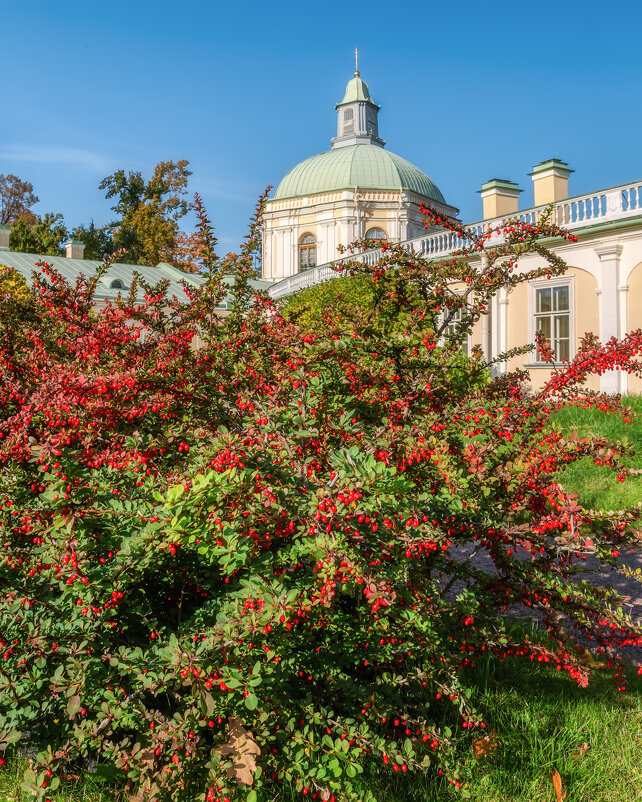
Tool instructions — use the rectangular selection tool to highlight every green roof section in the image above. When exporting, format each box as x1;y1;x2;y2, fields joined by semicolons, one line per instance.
0;251;270;308
530;158;574;177
479;178;522;194
0;251;205;302
338;75;373;105
273;144;446;203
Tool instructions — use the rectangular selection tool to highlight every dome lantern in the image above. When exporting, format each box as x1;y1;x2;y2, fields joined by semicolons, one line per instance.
331;66;385;150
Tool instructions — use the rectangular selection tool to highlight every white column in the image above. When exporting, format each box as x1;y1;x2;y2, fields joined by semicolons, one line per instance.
262;223;273;279
319;222;333;265
595;244;623;394
498;286;508;374
282;227;295;278
618;280;629;394
488;293;500;376
274;229;285;279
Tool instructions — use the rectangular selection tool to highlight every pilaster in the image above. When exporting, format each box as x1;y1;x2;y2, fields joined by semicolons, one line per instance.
595;244;624;394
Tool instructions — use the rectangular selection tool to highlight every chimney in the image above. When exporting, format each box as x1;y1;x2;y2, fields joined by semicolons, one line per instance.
0;224;9;251
64;238;86;259
478;179;522;220
530;159;573;206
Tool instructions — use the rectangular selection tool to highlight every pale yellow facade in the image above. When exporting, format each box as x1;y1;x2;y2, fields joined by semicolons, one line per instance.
264;75;642;395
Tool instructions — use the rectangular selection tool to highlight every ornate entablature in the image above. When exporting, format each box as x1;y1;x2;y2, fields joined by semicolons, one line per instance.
262;69;458;281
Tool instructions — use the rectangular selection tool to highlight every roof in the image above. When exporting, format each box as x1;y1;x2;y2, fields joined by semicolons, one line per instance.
338;75;373;105
272;144;446;202
0;251;205;303
0;252;271;306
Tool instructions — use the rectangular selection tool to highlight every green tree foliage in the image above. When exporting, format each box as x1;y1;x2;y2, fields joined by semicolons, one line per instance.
99;160;192;266
9;212;68;256
0;174;39;225
71;221;116;261
280;270;420;335
0;265;30;304
1;200;642;802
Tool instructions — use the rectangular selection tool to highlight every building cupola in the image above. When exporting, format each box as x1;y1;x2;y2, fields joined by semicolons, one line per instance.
331;51;385;149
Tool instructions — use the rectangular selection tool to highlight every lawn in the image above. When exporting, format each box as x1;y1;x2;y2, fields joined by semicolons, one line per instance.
551;395;642;510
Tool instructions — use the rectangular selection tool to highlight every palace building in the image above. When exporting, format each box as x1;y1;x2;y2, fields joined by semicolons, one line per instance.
264;70;642;396
261;68;458;282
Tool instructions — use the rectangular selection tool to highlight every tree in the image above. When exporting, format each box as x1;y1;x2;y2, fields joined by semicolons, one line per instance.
1;196;642;802
72;221;116;261
9;211;68;256
281;272;413;334
0;174;39;224
99;160;192;266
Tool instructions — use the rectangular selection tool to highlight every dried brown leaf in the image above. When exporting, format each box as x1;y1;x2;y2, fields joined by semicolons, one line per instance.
214;716;261;786
571;742;590;760
472;730;498;759
139;749;156;768
552;769;566;801
581;648;605;669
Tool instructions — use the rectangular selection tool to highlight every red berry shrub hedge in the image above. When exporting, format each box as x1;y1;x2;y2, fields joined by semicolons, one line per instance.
1;198;642;802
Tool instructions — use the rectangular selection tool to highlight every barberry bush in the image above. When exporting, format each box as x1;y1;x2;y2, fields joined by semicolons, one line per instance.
1;196;642;802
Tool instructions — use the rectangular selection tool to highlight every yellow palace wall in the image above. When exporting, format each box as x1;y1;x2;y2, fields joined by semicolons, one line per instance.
506;267;601;393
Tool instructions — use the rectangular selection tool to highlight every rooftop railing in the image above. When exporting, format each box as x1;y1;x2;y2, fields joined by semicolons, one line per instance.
267;179;642;300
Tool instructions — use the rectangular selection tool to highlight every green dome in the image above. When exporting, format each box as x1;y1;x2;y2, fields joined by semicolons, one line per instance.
273;144;445;202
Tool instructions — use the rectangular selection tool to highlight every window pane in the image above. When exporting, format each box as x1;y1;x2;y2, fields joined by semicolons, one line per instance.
536;316;551;339
365;227;386;239
536;288;551;313
553;285;569;311
300;234;315;245
556;338;570;362
554;314;569;340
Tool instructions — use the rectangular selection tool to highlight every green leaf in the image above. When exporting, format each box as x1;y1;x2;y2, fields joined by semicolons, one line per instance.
244;693;258;710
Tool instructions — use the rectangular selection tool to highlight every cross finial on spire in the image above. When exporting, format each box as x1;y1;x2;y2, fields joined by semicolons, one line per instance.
354;47;359;77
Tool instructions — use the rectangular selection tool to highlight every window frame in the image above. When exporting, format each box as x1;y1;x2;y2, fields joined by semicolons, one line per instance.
366;106;377;135
440;293;471;356
342;108;354;136
364;226;386;240
298;232;317;272
528;275;574;364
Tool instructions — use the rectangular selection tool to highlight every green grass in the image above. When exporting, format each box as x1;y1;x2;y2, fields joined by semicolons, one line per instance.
0;762;126;802
455;656;642;802
551;395;642;510
3;658;641;802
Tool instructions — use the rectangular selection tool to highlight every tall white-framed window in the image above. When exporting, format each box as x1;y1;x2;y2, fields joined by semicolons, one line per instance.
298;233;316;271
529;277;574;363
441;298;470;356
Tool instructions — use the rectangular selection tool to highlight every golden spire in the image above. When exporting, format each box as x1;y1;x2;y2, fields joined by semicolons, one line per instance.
354;47;360;77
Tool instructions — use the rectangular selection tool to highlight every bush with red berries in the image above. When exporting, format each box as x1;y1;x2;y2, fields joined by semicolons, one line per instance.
1;197;642;802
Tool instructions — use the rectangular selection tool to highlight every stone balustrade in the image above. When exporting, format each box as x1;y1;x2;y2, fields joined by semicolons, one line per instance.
267;180;642;300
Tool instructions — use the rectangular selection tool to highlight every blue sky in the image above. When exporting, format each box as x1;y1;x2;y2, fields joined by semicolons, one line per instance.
3;1;640;251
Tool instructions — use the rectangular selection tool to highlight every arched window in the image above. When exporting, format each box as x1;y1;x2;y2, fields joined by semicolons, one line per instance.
365;227;386;240
342;108;354;136
110;279;124;289
299;233;316;271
